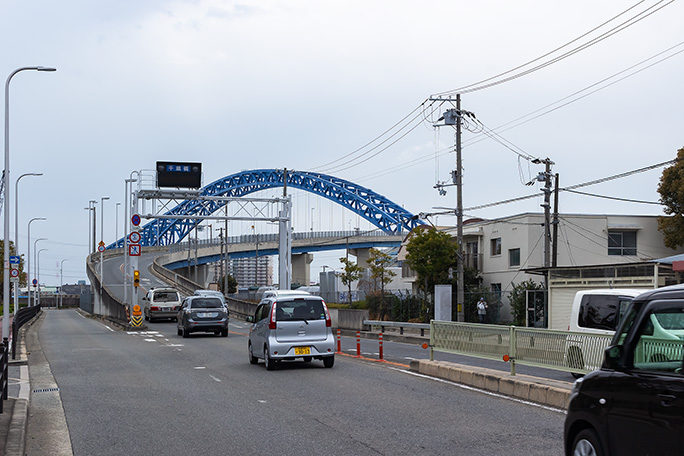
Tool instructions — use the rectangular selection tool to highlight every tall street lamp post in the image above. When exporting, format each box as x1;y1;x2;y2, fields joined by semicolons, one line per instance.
36;248;48;307
59;259;67;308
4;66;55;338
27;217;46;308
100;196;109;296
32;238;47;306
14;172;42;315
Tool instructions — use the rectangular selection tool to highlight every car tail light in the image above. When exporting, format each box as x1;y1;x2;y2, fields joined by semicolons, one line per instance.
268;302;278;329
323;301;332;327
151;306;159;311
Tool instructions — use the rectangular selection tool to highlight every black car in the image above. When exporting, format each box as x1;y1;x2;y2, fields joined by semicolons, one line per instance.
177;296;229;338
564;284;684;455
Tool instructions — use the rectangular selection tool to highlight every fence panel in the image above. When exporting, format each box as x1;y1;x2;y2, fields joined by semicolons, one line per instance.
430;320;613;375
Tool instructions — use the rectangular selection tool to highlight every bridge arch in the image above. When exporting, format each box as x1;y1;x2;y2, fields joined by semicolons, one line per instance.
109;169;423;248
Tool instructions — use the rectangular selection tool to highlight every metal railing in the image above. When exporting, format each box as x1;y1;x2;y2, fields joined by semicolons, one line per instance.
430;320;613;375
364;320;430;337
12;305;41;360
0;337;8;413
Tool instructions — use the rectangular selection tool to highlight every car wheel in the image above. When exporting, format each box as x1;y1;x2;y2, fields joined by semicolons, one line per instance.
144;313;149;322
572;428;603;456
221;328;228;337
249;343;259;365
182;326;190;338
177;326;182;336
323;356;335;368
264;346;276;371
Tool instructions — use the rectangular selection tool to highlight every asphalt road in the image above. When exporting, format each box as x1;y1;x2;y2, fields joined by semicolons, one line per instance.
27;309;566;456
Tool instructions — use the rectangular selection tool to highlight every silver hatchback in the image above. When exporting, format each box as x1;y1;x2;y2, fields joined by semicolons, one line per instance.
247;296;335;370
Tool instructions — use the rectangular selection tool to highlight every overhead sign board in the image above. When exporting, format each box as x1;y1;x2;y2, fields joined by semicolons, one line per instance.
156;161;202;189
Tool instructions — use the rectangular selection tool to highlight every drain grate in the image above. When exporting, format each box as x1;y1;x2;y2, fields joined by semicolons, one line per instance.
33;388;60;393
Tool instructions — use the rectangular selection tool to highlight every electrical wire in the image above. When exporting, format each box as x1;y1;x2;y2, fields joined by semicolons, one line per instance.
433;0;673;95
564;189;661;205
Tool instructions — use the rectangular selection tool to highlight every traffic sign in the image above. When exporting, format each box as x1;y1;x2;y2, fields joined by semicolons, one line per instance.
32;279;37;286
131;214;141;226
10;269;19;277
98;244;105;253
129;231;141;244
9;255;20;265
129;244;141;256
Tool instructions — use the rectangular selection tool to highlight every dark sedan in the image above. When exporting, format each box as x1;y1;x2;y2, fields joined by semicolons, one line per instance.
177;296;229;338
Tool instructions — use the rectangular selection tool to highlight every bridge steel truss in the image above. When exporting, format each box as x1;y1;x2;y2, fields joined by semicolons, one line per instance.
107;169;423;249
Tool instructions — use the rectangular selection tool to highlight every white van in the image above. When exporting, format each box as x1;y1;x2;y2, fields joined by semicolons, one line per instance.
568;289;645;335
259;289;310;304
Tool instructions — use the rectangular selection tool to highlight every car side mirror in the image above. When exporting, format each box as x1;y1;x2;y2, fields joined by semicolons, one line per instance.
603;345;623;370
142;297;148;301
246;316;254;323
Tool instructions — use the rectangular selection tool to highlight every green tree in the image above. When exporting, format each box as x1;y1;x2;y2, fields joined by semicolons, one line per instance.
337;256;364;306
508;279;545;326
657;147;684;248
404;227;458;314
219;274;238;294
366;248;397;320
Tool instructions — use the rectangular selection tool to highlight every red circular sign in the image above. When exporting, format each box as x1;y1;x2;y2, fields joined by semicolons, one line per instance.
129;232;141;244
131;214;141;226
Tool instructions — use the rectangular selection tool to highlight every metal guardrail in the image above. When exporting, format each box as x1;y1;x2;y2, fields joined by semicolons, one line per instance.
429;320;613;375
12;306;42;360
0;337;8;413
364;320;430;337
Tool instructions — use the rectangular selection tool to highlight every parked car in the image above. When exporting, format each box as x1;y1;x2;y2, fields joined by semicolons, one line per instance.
177;296;229;338
194;289;226;305
142;288;182;322
246;295;335;370
564;284;684;455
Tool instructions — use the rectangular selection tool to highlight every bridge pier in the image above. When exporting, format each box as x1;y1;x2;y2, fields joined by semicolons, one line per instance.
292;253;314;287
348;247;372;269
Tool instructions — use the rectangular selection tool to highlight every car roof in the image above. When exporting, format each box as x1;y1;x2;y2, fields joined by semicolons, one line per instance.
632;283;684;303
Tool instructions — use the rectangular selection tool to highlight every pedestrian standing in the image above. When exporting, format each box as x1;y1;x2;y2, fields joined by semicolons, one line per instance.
477;297;488;323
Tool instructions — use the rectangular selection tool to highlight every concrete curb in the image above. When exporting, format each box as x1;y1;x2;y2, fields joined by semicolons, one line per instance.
409;359;572;409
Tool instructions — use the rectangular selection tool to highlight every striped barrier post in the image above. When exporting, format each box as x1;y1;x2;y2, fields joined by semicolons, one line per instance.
356;331;361;357
336;329;341;353
379;332;384;360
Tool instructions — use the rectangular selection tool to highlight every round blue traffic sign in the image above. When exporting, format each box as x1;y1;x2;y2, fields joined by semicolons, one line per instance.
131;214;141;226
32;278;37;286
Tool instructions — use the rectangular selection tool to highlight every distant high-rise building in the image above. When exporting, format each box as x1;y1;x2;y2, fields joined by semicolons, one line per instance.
229;256;272;287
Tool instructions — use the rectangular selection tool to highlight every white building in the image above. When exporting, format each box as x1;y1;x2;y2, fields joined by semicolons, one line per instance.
400;213;684;325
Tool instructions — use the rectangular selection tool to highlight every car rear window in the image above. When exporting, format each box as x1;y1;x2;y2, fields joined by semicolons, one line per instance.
154;291;180;302
276;300;325;321
190;298;222;309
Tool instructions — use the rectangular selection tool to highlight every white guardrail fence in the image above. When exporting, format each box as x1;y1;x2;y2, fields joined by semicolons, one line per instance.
429;320;613;376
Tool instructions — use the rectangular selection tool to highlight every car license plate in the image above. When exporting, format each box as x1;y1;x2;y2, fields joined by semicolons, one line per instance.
161;307;169;311
199;312;218;318
294;346;311;355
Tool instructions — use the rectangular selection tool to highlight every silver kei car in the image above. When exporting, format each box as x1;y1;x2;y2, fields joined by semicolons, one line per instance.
177;296;229;338
247;295;335;370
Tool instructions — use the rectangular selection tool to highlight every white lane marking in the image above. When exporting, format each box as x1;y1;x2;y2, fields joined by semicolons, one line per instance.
144;339;157;342
194;367;206;370
258;400;267;404
388;367;566;414
102;324;114;332
209;375;222;382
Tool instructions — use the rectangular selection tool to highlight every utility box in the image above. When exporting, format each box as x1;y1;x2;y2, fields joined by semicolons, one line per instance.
435;284;452;321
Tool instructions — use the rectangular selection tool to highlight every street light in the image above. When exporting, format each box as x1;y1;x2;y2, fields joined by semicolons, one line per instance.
4;66;55;338
36;248;48;307
59;259;67;308
27;217;46;309
89;200;97;254
115;202;121;244
33;238;47;306
14;172;42;315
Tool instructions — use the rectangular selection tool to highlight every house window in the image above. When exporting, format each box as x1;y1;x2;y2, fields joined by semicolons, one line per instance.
491;283;502;301
509;248;521;267
608;230;637;256
490;238;501;256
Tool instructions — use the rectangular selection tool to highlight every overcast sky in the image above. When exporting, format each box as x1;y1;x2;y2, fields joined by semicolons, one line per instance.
2;0;683;285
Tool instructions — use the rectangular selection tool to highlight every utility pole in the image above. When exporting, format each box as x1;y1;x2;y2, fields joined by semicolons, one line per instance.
539;158;554;268
552;173;559;268
431;94;471;322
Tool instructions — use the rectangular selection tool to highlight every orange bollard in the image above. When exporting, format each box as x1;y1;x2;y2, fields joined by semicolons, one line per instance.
356;331;361;357
379;332;384;360
336;329;341;353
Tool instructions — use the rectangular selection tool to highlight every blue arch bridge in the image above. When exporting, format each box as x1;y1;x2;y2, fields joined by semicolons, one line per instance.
106;169;425;286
